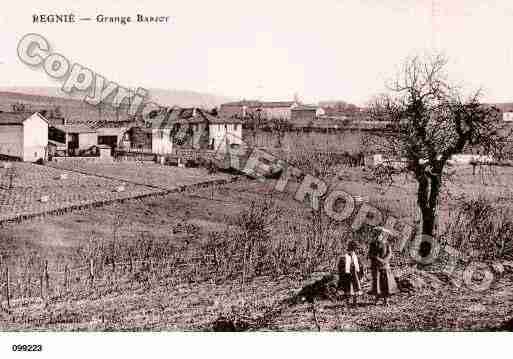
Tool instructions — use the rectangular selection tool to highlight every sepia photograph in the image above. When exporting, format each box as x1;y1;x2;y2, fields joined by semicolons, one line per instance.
0;0;511;357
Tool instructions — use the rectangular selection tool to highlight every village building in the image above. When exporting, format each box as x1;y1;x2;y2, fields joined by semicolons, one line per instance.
253;101;299;120
492;103;513;122
96;126;131;151
219;100;260;118
207;114;243;152
49;121;132;156
220;100;300;120
47;139;67;158
130;107;242;154
52;124;97;156
290;105;318;128
0;112;49;161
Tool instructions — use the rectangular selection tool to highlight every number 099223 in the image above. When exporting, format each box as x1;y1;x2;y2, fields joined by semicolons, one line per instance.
12;344;43;352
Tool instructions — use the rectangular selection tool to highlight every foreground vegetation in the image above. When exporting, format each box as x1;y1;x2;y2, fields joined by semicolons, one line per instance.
0;161;511;330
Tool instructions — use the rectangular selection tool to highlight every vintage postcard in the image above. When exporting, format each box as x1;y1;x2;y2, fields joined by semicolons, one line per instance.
0;0;511;357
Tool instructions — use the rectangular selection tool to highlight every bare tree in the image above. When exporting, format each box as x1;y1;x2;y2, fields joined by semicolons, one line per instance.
269;117;291;148
368;54;506;242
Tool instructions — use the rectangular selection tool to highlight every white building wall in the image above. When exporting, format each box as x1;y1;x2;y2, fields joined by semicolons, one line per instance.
0;125;23;158
23;113;48;162
503;112;513;122
316;108;325;117
191;123;208;149
209;123;243;153
152;128;173;154
262;108;291;120
78;133;98;149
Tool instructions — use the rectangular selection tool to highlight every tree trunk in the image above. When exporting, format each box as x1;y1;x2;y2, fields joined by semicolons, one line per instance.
416;173;441;258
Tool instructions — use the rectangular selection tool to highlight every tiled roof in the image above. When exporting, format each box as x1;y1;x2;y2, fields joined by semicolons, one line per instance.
292;105;317;111
259;101;296;108
221;100;297;109
54;123;96;133
97;127;130;137
203;112;242;124
147;107;242;128
221;100;261;107
91;120;137;129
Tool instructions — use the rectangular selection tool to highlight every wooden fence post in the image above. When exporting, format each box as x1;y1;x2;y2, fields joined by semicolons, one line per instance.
39;274;44;301
6;267;10;309
44;260;49;298
63;265;69;296
111;257;116;286
26;271;30;298
89;258;94;289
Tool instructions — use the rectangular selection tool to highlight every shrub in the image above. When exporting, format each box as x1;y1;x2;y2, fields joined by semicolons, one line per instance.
442;196;513;261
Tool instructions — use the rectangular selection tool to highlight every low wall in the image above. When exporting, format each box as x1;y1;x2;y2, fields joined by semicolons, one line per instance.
52;156;113;163
173;149;217;161
114;150;155;162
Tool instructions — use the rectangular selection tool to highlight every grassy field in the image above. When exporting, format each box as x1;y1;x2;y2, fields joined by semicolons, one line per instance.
0;162;512;331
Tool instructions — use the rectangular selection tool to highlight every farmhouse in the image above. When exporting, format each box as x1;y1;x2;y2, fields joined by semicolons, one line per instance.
207;113;243;152
130;107;242;154
50;121;132;156
52;124;97;156
0;112;49;161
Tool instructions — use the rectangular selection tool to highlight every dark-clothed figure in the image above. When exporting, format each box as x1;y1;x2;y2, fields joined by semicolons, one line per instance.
368;237;398;305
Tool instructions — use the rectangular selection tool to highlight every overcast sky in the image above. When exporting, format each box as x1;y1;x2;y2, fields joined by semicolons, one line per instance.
1;0;512;105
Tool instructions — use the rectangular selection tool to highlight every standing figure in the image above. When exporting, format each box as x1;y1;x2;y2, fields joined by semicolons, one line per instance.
337;241;364;307
368;237;398;305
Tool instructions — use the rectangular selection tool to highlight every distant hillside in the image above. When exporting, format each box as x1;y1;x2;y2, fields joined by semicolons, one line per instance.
0;87;234;124
148;88;233;109
0;90;99;124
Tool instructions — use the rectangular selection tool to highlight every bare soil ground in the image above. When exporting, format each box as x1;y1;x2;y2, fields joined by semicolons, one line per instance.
1;269;511;331
0;162;230;222
0;163;156;221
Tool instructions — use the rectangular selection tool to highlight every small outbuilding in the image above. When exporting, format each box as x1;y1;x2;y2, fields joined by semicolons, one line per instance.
98;144;113;161
0;112;49;162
